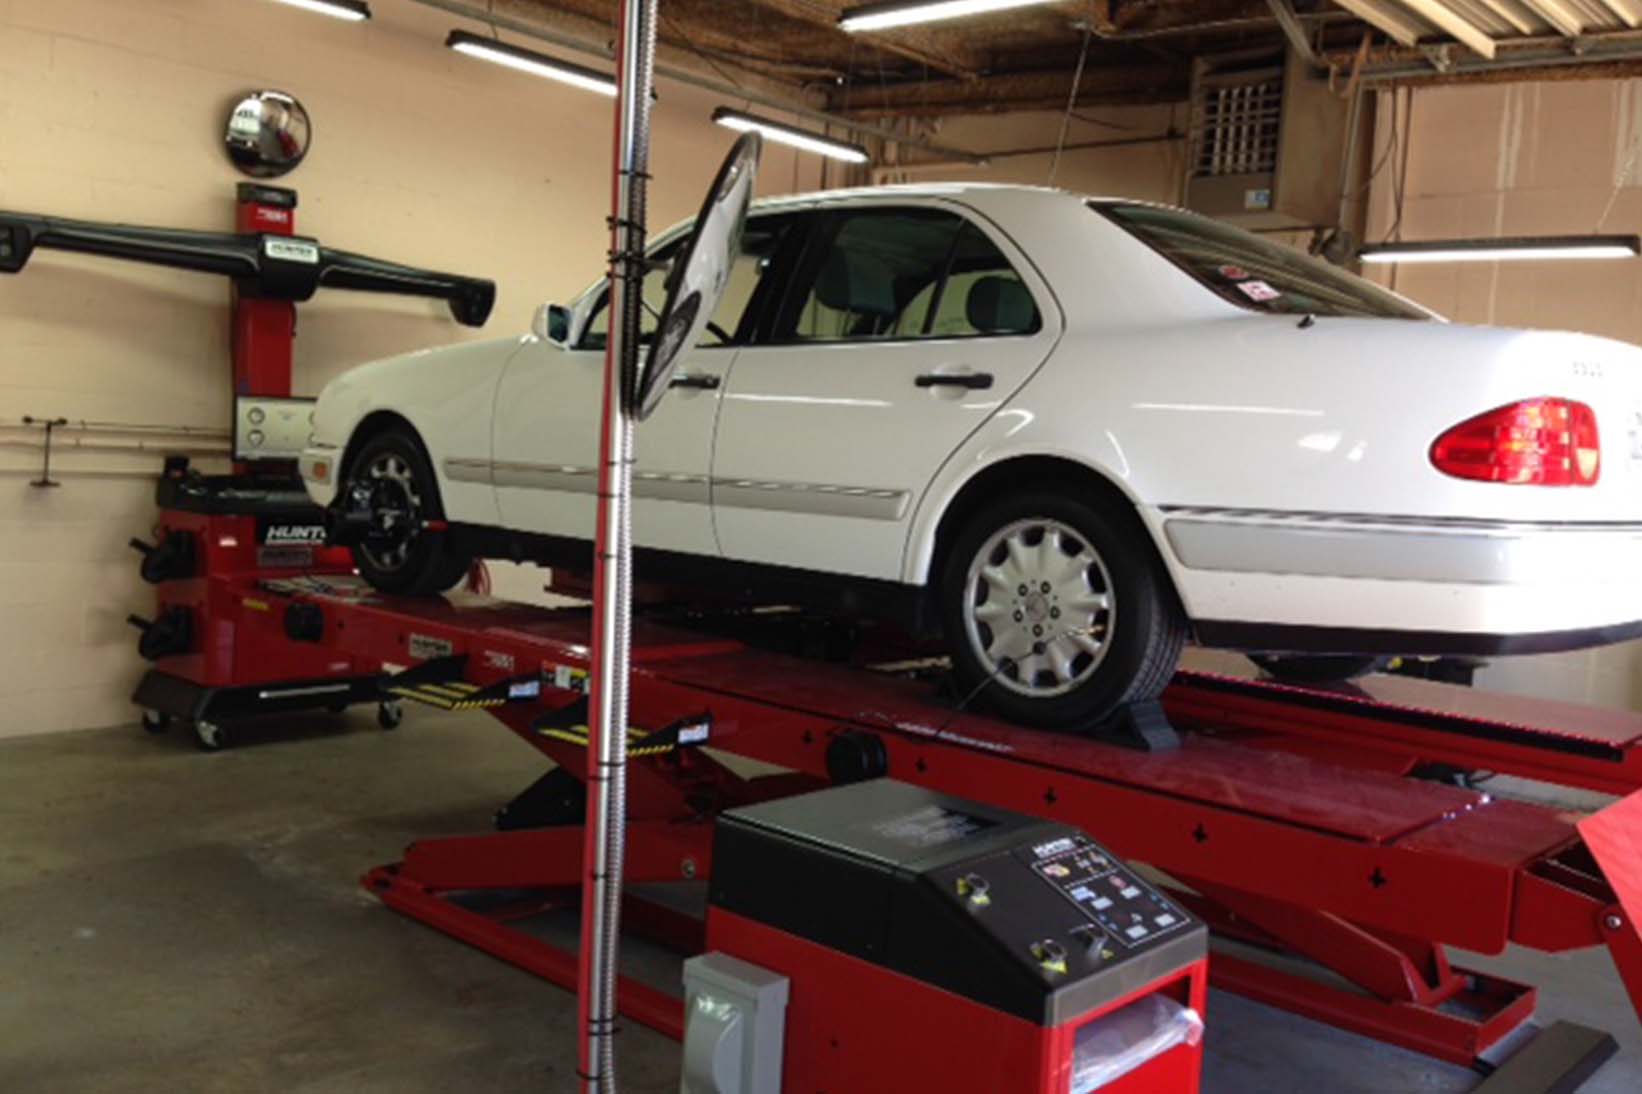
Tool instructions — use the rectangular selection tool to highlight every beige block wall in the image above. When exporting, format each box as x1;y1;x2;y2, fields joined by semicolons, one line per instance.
1363;80;1642;709
0;0;823;736
890;105;1187;203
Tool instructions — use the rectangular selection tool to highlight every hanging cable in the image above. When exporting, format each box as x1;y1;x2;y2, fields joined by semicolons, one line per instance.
1386;87;1413;243
1047;24;1094;186
1597;94;1641;231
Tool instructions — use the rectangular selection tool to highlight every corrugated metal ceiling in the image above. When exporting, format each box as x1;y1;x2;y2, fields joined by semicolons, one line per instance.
1333;0;1640;58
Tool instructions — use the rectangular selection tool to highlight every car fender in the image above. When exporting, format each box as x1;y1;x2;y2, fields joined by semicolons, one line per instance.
313;336;527;526
903;428;1150;582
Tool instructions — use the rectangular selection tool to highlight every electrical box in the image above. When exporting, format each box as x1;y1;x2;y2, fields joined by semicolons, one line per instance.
680;952;788;1094
233;395;316;462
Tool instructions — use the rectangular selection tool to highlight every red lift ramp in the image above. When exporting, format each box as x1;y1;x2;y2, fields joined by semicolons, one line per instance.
1578;790;1642;1023
635;643;1626;1063
1164;665;1642;796
236;577;1635;1082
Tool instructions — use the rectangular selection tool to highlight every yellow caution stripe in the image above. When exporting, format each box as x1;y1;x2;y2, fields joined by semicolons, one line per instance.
386;679;506;711
537;724;676;758
535;712;711;757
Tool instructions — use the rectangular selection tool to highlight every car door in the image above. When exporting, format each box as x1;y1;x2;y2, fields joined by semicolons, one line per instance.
490;215;793;557
711;202;1060;580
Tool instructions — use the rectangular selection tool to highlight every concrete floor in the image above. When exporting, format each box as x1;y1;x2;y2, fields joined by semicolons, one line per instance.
2;709;1637;1093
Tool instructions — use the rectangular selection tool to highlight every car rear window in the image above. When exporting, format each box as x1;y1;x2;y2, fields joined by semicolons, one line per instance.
1094;201;1429;321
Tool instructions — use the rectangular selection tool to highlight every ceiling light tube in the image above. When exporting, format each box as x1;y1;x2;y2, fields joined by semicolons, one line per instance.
446;30;617;97
1359;235;1642;264
839;0;1058;32
270;0;371;21
712;108;868;163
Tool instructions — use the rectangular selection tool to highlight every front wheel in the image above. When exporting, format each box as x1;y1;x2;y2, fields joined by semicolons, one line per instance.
940;491;1186;731
344;428;471;596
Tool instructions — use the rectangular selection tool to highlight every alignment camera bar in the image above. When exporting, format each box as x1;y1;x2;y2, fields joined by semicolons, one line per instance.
0;211;496;327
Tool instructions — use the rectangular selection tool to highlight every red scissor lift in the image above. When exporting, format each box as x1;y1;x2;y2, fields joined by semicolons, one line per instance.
221;572;1641;1087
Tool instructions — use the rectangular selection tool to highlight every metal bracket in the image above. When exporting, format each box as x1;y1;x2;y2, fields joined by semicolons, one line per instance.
1421;44;1456;73
22;415;67;487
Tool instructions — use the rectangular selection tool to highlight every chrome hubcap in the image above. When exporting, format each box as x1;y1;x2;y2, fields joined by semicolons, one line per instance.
962;518;1114;698
358;452;423;572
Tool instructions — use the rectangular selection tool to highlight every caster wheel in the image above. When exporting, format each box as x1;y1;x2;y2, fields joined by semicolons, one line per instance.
193;719;228;752
140;710;171;735
326;700;349;715
377;701;403;731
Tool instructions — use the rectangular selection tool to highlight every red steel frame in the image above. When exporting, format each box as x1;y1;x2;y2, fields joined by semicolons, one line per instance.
227;575;1642;1071
231;185;297;403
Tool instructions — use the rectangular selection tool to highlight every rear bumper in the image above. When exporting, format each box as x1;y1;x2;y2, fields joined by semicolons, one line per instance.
1162;508;1642;587
1152;508;1642;652
1193;618;1642;657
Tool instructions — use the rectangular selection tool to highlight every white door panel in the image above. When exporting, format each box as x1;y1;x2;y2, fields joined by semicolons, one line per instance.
713;339;1051;578
490;342;726;556
713;205;1059;580
489;213;796;559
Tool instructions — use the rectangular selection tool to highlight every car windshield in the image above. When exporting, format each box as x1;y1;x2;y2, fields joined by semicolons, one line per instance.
1094;201;1429;321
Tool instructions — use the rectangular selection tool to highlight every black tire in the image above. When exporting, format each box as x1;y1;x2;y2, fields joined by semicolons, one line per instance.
140;710;171;735
345;428;471;596
1248;654;1388;684
376;701;404;730
940;490;1186;731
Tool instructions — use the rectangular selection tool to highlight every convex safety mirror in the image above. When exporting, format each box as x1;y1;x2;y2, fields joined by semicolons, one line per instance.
635;131;761;420
225;90;312;179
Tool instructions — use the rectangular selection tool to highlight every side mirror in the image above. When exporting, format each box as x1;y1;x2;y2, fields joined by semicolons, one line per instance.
534;303;573;346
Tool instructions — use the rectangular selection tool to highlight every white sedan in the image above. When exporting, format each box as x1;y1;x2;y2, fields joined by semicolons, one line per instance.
300;183;1642;730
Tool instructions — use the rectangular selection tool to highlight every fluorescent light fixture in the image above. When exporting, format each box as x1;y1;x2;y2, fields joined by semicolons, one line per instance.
839;0;1058;32
1359;235;1642;265
445;30;617;97
270;0;371;20
712;108;868;164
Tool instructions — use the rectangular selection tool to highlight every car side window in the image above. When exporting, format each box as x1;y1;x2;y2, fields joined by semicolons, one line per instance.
910;222;1041;338
778;209;1040;344
577;216;790;351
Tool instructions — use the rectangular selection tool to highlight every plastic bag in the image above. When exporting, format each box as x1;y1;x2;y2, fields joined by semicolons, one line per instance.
1070;993;1204;1092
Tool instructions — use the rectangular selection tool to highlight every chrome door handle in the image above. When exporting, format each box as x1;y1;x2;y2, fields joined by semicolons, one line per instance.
669;373;721;390
915;372;993;390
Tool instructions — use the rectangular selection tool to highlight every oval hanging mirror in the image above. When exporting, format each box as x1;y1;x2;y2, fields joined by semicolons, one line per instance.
636;131;762;421
224;90;312;179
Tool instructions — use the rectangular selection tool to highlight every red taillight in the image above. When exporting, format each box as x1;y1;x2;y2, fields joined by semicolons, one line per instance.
1430;398;1600;486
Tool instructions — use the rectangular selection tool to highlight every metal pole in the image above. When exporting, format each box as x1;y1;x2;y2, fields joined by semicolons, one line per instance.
577;0;656;1089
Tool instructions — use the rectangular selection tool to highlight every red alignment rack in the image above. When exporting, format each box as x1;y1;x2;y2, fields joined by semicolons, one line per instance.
231;574;1642;1071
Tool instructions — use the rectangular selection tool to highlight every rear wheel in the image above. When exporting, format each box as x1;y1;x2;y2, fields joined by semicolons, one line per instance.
941;491;1186;731
346;428;471;596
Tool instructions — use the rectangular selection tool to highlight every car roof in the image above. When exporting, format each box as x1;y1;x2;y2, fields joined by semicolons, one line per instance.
746;182;1112;215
